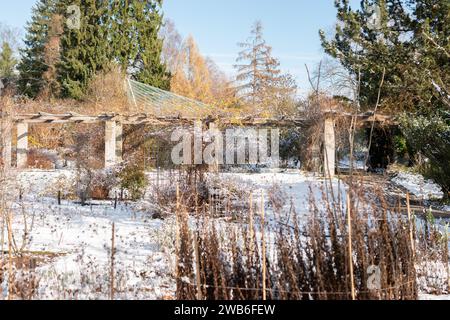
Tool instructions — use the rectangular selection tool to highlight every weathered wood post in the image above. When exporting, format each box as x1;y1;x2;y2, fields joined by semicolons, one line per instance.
1;118;12;169
105;121;117;168
17;122;29;169
323;113;336;178
207;121;222;172
115;122;123;164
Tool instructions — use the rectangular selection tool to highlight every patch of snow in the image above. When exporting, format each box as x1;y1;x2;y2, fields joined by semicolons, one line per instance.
4;168;446;300
392;172;444;200
338;156;367;170
5;169;345;299
1;170;175;300
420;294;450;300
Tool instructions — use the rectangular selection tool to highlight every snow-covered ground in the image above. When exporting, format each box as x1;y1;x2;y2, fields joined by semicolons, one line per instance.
219;170;346;218
338;156;367;171
2;170;175;299
392;171;445;201
3;169;344;300
1;169;448;300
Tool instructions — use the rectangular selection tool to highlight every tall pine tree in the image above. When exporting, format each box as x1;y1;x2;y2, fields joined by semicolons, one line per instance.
17;0;58;97
0;42;17;78
58;0;110;99
109;0;138;72
131;0;170;90
320;0;449;113
234;21;296;114
19;0;171;99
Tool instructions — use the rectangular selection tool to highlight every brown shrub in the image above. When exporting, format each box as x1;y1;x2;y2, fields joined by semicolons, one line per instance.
173;180;437;300
82;64;130;114
91;185;110;200
27;149;55;169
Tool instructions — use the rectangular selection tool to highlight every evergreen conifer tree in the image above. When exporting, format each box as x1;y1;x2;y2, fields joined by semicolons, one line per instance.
58;0;110;99
17;0;57;97
320;0;449;113
234;21;296;114
131;0;170;90
0;42;17;78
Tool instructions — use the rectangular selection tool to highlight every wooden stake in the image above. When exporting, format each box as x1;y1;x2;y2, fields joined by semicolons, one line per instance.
445;224;449;291
7;210;13;300
175;183;180;281
110;222;115;300
194;233;203;300
261;191;267;301
406;193;415;256
347;194;356;300
1;207;5;262
249;193;254;256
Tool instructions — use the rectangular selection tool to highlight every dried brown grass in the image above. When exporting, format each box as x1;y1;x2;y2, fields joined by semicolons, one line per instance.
175;177;447;300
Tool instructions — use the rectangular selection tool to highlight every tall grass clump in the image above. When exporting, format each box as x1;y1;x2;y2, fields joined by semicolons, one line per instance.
175;178;447;300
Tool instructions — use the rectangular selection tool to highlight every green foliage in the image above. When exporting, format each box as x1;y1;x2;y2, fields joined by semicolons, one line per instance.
279;128;303;162
17;0;58;97
234;21;297;114
321;0;450;113
19;0;170;99
399;113;450;193
393;134;408;157
59;0;170;98
0;42;17;78
119;165;148;201
131;0;171;90
58;0;111;99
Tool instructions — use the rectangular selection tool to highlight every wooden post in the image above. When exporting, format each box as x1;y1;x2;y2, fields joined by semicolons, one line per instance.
110;222;115;300
7;210;13;300
249;193;254;256
194;233;203;300
324;114;336;178
406;193;415;256
17;122;29;169
105;121;116;168
261;191;267;301
207;122;222;173
175;183;180;282
115;122;123;163
445;224;450;291
347;194;356;300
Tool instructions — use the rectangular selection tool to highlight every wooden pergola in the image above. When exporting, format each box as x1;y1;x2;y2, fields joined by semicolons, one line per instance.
1;111;395;178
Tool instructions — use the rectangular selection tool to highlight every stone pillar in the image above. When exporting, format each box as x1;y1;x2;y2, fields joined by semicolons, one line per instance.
17;123;29;169
115;122;123;163
105;121;116;168
323;116;336;178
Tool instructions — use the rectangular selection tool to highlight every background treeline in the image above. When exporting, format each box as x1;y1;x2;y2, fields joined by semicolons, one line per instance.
0;0;299;116
16;0;169;100
320;0;449;193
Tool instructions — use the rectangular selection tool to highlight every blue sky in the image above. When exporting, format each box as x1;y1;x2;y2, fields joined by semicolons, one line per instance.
0;0;360;95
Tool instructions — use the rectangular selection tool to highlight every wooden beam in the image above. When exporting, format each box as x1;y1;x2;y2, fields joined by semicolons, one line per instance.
11;112;395;126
